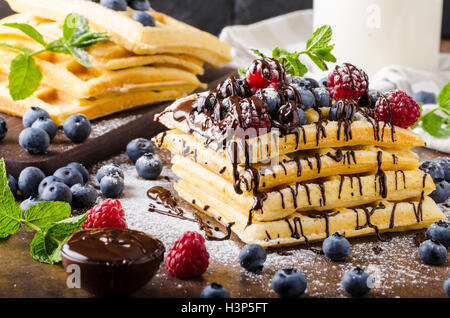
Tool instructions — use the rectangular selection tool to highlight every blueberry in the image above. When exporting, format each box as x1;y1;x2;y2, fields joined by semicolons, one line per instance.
319;76;328;87
238;244;266;272
329;101;356;121
53;166;84;187
429;180;450;203
71;183;98;208
135;153;163;180
63;114;91;143
18;127;50;154
20;196;43;214
368;90;381;108
435;157;450;182
290;76;312;89
255;88;282;116
271;268;307;298
341;267;372;297
444;276;450;296
100;0;127;10
313;87;331;107
7;175;17;195
18;167;45;197
304;77;319;89
413;91;437;104
66;162;90;184
22;107;50;128
126;138;155;163
100;175;124;198
427;221;450;248
200;283;230;298
128;0;150;11
322;232;351;261
297;88;315;109
40;181;72;203
418;239;447;265
419;160;445;182
0;116;7;141
132;11;155;26
38;176;64;196
31;117;58;141
96;163;124;182
297;108;307;126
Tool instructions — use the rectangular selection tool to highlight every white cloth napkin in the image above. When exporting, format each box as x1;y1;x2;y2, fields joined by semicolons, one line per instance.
219;9;450;153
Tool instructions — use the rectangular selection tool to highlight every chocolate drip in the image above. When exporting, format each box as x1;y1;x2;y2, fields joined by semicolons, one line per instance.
375;151;388;198
317;183;326;206
297;182;312;205
314;119;327;146
389;203;398;229
285;217;309;245
314;153;322;174
354;203;386;241
309;211;340;238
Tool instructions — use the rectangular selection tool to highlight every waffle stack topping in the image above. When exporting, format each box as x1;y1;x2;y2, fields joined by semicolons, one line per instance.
154;55;445;247
0;0;231;125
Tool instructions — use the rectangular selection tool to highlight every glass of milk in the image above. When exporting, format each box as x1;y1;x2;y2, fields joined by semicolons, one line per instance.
313;0;443;75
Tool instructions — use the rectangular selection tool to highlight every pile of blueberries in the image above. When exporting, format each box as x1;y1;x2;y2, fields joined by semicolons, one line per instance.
126;137;163;180
18;107;91;155
97;0;156;26
419;157;450;203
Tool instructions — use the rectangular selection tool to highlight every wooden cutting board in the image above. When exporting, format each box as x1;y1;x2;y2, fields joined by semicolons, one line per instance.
0;66;235;176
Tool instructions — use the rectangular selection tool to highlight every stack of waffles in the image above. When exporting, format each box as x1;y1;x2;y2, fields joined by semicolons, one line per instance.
155;59;445;247
0;0;231;125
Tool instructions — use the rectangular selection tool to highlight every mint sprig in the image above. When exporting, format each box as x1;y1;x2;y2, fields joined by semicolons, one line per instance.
0;158;86;264
0;13;110;101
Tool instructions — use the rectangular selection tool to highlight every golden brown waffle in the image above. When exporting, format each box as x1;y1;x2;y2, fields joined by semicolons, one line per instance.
6;0;232;68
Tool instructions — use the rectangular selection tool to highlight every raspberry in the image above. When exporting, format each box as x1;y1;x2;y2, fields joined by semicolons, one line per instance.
375;90;420;128
327;63;368;100
246;57;286;94
223;96;271;138
165;231;209;279
82;199;127;229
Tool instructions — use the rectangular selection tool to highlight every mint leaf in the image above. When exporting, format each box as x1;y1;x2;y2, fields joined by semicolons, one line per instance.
421;111;450;138
249;48;265;58
45;39;70;54
313;45;336;62
25;201;71;230
0;158;15;202
3;23;46;46
63;13;89;43
307;52;327;71
44;213;86;238
0;43;32;54
8;53;42;101
70;32;109;48
237;68;246;77
306;25;332;51
30;230;60;264
0;158;22;238
437;82;450;109
67;46;91;67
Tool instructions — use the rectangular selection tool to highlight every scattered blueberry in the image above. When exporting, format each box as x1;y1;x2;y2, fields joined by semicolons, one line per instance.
368;90;381;108
418;239;447;265
71;183;98;208
200;283;230;298
126;138;155;163
66;162;90;184
31;117;58;141
53;166;84;187
296;87;315;109
40;181;72;203
429;180;450;203
132;11;155;26
341;267;372;297
96;163;124;182
427;221;450;248
444;276;450;296
238;244;266;272
435;157;450;182
100;175;124;198
135;153;163;180
128;0;150;11
419;160;445;182
20;196;43;214
7;175;17;195
271;268;307;298
297;107;307;126
22;107;50;128
0;116;7;141
304;77;319;89
322;232;351;261
18;127;50;154
38;175;64;196
100;0;127;11
313;87;331;107
63;114;91;143
329;101;356;121
413;91;437;104
255;88;282;116
18;167;45;197
319;76;328;87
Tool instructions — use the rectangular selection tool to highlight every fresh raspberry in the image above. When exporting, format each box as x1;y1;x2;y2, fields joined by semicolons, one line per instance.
82;199;127;229
223;96;271;138
165;231;209;279
246;57;286;94
375;90;420;128
327;63;368;100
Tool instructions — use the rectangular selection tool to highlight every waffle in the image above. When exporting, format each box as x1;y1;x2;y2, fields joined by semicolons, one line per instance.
6;0;232;68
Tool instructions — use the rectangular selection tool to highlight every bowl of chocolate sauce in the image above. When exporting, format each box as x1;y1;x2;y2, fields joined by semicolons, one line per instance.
61;228;165;297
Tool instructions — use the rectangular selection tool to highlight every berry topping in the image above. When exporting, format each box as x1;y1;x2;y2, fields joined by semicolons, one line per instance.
313;87;331;108
322;232;351;261
63;114;91;143
435;157;450;181
238;244;266;272
128;0;151;11
0;116;7;141
19;127;50;155
18;167;45;197
200;283;230;298
165;231;209;279
319;76;328;87
367;90;381;108
327;63;368;100
135;153;163;180
255;87;283;116
100;0;127;11
341;267;372;297
273;101;305;133
82;199;127;229
132;11;155;27
419;160;446;182
418;239;447;266
375;90;420;129
22;107;50;128
329;100;356;121
426;221;450;248
271;268;307;298
246;57;286;94
217;76;250;99
126;138;155;163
